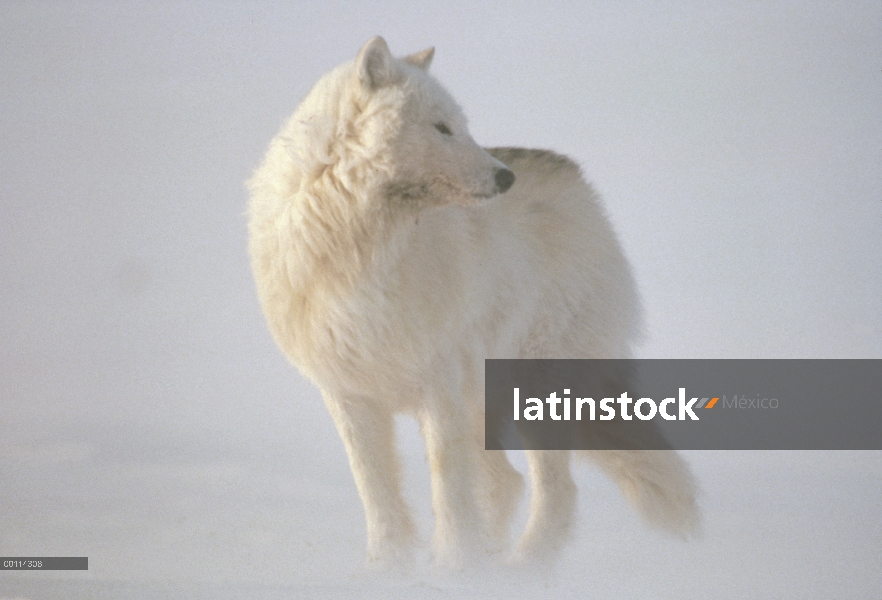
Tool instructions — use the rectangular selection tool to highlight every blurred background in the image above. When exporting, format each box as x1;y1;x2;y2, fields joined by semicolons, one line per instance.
1;2;879;598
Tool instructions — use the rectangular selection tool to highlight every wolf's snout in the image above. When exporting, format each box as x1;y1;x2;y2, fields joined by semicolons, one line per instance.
495;168;515;193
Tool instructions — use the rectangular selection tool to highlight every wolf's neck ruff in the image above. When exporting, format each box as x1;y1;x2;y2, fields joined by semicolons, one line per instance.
248;160;413;372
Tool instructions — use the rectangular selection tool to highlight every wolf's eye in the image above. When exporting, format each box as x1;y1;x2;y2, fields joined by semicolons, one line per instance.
434;122;452;136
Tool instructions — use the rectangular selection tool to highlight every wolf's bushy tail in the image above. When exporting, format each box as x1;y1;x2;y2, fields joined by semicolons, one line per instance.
580;449;700;536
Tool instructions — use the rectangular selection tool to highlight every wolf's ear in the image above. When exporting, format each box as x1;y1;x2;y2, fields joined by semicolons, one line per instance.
403;47;434;71
356;36;397;89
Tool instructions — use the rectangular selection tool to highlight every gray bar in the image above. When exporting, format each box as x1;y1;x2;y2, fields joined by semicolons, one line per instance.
485;359;882;450
1;557;88;570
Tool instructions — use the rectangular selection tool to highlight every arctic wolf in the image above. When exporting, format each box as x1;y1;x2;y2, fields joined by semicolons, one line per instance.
248;37;698;567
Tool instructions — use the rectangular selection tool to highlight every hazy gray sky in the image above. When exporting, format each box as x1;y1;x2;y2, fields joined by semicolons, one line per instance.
1;2;880;598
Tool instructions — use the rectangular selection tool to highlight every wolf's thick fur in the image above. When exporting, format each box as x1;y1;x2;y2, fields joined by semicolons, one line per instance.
248;37;698;567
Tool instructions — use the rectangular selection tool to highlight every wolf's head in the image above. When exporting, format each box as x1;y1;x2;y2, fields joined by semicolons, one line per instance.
287;37;514;211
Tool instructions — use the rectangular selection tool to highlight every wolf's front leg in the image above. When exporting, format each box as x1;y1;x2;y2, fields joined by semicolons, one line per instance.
323;393;416;565
420;398;485;568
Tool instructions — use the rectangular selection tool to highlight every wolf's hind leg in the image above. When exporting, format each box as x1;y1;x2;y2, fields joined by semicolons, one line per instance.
472;410;524;555
512;449;576;561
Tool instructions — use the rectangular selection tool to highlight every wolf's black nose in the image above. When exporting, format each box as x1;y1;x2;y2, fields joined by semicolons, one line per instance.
495;168;515;193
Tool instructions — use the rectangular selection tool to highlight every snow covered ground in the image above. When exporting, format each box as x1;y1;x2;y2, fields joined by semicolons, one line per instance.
1;433;880;598
2;2;880;598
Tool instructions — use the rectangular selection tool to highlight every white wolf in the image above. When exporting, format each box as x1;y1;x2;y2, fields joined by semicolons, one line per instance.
248;37;698;567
